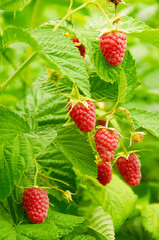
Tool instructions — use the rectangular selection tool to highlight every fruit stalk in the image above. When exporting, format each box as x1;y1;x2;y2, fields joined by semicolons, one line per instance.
0;52;37;93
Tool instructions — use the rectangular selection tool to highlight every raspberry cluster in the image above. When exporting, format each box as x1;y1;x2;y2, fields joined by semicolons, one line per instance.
95;128;119;186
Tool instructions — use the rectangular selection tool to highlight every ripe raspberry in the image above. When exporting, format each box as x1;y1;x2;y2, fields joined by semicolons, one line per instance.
94;128;118;162
22;187;49;223
99;32;127;66
97;162;112;185
116;153;141;186
69;100;96;133
72;37;86;58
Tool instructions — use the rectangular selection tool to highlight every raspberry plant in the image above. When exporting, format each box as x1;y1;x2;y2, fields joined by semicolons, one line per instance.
0;0;159;239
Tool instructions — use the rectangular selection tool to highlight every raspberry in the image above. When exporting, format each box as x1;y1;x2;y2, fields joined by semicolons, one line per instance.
22;187;49;223
99;32;127;66
72;37;86;58
116;153;141;186
69;100;96;133
131;132;145;144
94;128;118;162
97;120;106;126
97;162;112;185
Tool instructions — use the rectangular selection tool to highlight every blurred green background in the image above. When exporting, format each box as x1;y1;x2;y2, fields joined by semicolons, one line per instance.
0;0;159;217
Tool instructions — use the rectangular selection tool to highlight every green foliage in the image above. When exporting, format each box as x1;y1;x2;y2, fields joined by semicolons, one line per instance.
88;206;115;240
128;108;159;138
54;126;97;177
0;106;56;200
142;204;159;239
78;174;137;231
3;26;90;96
0;210;87;240
0;0;159;239
0;0;31;11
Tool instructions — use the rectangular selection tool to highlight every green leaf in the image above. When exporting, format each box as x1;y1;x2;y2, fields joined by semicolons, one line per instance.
89;51;137;103
15;85;67;125
37;143;77;201
142;204;159;239
85;16;151;32
119;51;137;103
128;108;159;137
3;26;90;96
89;70;118;101
129;29;159;49
0;210;87;240
118;16;152;32
118;68;127;103
72;236;96;240
54;125;97;178
0;0;31;11
104;175;137;231
0;215;16;239
116;217;154;240
33;72;72;97
78;174;137;231
88;206;115;240
47;210;88;238
0;107;56;200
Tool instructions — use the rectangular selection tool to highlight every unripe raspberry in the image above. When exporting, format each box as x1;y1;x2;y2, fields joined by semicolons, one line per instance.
22;187;49;223
97;162;112;185
69;100;96;133
131;132;145;144
72;37;86;58
94;128;118;162
99;32;127;66
116;153;141;186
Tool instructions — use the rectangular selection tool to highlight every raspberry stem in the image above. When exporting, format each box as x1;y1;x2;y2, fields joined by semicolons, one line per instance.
105;109;116;127
119;138;127;155
53;0;96;32
40;174;65;194
0;52;37;93
88;132;96;152
34;158;39;186
38;172;70;186
53;0;114;31
94;2;113;29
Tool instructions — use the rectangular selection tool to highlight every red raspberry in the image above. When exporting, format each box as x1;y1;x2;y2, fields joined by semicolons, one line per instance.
116;153;141;186
69;100;96;133
22;187;49;223
94;128;118;162
97;162;112;185
72;37;86;58
99;32;127;66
